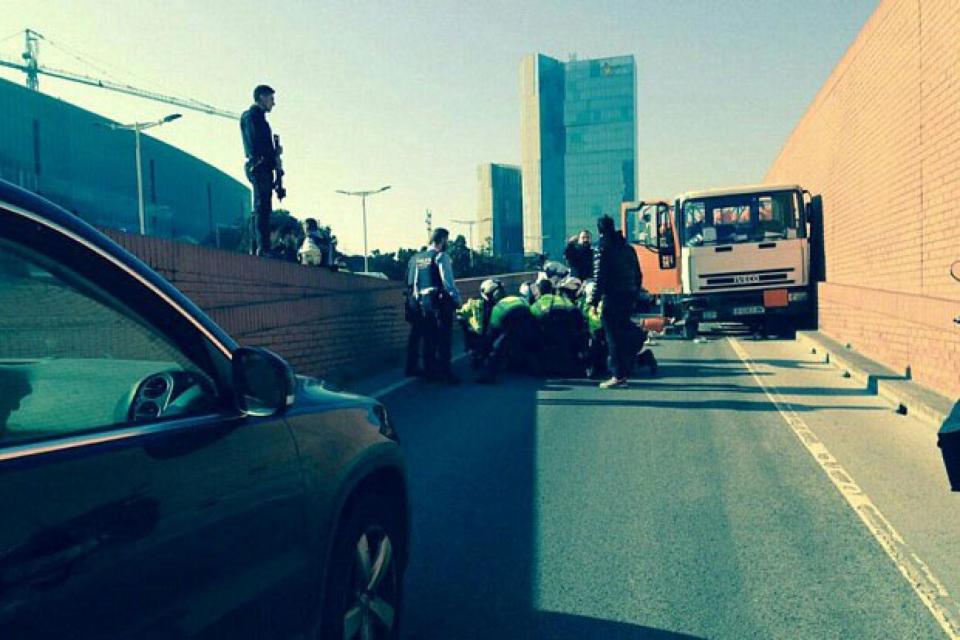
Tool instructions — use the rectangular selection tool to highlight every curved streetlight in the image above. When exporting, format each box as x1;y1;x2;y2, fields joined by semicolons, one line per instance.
335;185;391;273
451;216;493;268
99;112;183;235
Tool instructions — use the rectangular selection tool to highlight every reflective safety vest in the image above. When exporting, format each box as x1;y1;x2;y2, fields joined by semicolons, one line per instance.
578;298;603;335
456;298;486;334
412;249;442;294
530;293;576;319
489;296;531;331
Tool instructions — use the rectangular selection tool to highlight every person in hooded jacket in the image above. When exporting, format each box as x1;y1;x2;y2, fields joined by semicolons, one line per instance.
588;214;642;388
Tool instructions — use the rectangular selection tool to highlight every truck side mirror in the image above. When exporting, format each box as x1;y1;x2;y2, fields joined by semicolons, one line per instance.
806;195;823;227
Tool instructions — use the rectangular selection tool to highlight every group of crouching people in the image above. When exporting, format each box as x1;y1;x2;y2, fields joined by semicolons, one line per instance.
457;259;658;388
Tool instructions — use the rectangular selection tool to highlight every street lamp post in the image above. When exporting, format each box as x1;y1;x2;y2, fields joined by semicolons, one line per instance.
336;185;391;273
102;113;182;235
451;217;492;268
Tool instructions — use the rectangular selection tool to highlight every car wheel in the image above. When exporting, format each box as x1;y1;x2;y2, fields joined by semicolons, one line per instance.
320;496;405;640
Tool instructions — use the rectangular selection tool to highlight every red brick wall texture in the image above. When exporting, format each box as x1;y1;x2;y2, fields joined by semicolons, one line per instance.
766;0;960;397
105;231;532;384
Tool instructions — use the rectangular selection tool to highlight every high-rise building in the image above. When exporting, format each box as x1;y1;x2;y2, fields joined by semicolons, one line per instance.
476;163;523;267
520;53;636;260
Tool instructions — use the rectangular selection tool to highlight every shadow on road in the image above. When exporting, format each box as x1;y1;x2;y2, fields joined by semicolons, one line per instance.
387;364;704;639
663;357;824;370
534;611;706;639
396;370;538;639
538;397;884;413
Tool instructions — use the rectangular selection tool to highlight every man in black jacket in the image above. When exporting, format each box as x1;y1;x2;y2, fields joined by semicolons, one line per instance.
589;214;642;388
240;84;279;256
563;229;594;280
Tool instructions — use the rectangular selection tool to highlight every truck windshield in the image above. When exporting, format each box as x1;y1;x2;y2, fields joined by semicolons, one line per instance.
682;191;800;246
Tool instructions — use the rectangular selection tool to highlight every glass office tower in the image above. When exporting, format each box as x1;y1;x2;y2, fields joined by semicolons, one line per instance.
476;163;523;267
520;54;636;260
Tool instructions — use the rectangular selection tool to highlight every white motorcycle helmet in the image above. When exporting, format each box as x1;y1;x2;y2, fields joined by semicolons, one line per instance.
558;276;583;300
479;278;506;303
542;260;570;285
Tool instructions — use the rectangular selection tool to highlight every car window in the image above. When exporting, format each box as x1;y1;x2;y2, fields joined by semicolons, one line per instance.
0;239;219;445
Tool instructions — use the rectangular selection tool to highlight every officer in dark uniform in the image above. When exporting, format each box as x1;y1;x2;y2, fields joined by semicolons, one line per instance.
407;228;462;383
240;84;279;256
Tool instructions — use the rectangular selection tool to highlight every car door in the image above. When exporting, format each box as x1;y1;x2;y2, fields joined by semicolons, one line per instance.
0;205;312;638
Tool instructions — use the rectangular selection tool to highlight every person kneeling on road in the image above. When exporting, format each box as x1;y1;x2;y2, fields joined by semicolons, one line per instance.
531;284;588;377
578;280;610;380
456;279;499;370
476;282;541;384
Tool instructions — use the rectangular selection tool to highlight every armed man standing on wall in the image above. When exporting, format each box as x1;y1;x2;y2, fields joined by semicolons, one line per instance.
240;84;279;256
407;228;463;384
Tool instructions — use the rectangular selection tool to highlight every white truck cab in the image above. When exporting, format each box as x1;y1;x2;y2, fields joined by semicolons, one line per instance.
673;183;820;337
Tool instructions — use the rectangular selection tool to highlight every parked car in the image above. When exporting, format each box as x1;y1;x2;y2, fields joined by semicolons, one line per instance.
0;180;408;639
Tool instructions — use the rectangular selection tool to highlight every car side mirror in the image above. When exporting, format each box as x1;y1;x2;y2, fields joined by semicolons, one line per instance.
232;347;297;417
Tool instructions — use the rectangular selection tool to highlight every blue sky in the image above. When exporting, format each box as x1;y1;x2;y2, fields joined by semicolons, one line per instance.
1;0;878;254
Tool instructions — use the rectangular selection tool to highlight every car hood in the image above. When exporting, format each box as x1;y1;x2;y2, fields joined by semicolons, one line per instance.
290;374;376;413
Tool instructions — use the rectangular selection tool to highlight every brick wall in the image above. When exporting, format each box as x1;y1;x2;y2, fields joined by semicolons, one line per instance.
106;231;533;384
765;0;960;397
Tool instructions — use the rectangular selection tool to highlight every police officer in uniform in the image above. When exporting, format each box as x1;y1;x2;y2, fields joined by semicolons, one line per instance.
408;228;462;383
456;279;499;370
240;84;279;256
477;280;541;384
530;282;588;376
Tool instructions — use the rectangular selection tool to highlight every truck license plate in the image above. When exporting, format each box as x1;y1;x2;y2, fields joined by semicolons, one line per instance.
733;306;765;316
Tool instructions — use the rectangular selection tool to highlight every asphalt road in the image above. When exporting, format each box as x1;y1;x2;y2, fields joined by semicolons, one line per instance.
375;330;955;639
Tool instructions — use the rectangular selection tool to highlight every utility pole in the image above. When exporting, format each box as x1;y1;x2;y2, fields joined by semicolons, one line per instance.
24;30;40;91
425;209;432;244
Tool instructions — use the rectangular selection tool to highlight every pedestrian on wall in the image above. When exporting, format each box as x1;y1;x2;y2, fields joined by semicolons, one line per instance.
408;228;463;383
564;229;594;280
589;214;642;389
299;218;324;266
240;84;280;256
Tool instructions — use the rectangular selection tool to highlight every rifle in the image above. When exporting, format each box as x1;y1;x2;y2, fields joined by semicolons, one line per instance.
273;134;287;201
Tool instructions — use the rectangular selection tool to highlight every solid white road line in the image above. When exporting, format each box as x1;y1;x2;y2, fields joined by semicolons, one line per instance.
728;337;960;639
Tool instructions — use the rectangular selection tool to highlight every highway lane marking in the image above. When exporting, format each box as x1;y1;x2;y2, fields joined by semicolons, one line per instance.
728;337;960;639
371;353;469;399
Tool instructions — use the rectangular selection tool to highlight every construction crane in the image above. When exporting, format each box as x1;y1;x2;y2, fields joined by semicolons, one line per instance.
0;29;239;120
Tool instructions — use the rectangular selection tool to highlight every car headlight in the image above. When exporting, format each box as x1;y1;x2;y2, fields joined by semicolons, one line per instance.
789;291;808;302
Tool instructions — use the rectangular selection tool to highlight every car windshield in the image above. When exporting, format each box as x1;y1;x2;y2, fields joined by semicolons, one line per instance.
683;191;800;246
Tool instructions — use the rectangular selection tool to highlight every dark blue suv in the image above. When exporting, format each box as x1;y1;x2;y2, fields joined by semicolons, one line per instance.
0;180;408;639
